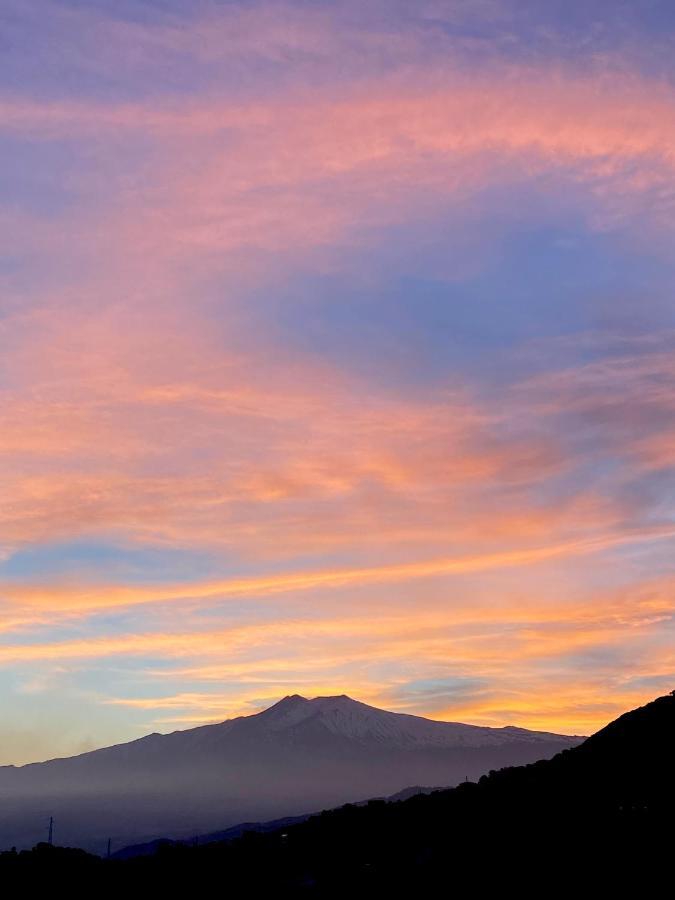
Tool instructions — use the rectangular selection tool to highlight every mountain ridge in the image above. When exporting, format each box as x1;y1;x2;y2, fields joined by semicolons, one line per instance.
0;693;583;852
1;693;581;770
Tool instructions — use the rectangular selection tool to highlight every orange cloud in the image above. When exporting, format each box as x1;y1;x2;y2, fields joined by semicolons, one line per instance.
0;522;672;617
36;578;668;734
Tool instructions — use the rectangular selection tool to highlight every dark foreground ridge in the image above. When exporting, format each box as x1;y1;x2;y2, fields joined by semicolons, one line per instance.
2;692;674;895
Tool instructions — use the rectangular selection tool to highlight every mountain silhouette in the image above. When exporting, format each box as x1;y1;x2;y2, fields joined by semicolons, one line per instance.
0;693;580;852
1;691;672;893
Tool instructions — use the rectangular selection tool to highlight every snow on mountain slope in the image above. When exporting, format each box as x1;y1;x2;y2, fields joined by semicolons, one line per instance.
252;694;579;748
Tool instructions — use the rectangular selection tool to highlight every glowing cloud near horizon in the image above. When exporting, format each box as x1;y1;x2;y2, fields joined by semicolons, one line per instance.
0;0;674;763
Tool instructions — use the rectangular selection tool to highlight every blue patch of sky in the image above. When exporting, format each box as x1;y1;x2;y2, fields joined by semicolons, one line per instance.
0;533;408;596
257;207;671;393
0;540;221;584
605;528;675;575
66;0;675;61
0;136;87;216
6;0;675;107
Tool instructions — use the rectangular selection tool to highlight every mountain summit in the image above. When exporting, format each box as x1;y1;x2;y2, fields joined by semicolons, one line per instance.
254;693;578;748
0;694;581;852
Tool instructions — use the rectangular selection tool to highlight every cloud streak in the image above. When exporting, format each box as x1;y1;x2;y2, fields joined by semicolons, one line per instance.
1;521;674;618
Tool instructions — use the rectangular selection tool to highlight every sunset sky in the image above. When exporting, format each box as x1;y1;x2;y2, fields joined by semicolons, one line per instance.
1;0;675;764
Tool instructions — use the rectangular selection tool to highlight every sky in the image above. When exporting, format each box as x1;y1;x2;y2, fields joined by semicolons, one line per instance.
1;0;675;764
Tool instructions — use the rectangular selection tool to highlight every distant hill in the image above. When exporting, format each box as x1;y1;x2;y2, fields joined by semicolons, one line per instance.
111;814;312;861
112;785;443;860
0;694;580;852
1;691;672;893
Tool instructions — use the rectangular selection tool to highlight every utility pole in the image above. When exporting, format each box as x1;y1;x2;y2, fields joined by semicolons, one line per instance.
48;817;54;846
107;838;112;859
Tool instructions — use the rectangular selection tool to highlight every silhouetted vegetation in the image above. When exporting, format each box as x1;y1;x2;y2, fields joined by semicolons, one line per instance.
2;693;674;895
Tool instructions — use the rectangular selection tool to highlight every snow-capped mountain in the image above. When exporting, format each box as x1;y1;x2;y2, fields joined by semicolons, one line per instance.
254;694;576;748
0;694;582;852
